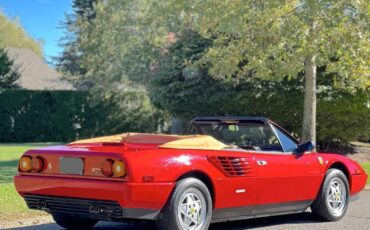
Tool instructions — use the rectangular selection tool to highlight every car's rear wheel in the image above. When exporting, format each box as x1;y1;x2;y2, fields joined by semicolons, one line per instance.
52;213;98;229
311;168;349;221
157;178;212;230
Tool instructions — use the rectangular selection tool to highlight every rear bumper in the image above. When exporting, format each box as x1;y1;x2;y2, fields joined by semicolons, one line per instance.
24;194;159;221
14;175;175;220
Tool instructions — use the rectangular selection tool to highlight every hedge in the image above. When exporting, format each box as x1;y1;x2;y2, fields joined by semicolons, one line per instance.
0;90;165;142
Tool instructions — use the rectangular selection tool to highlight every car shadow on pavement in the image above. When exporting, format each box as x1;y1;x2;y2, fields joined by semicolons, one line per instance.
210;212;320;229
8;211;321;230
6;221;155;230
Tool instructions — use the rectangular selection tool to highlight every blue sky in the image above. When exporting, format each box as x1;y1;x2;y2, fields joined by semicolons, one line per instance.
0;0;72;62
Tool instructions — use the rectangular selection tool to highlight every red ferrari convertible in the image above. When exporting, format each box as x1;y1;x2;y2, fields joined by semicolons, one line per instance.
14;117;367;230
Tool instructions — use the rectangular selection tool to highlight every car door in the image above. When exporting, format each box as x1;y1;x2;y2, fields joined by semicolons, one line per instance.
254;151;291;205
271;125;322;201
255;124;322;206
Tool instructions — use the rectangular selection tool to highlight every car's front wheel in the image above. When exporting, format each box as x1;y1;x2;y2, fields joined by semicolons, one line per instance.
52;213;98;229
157;178;212;230
311;168;349;221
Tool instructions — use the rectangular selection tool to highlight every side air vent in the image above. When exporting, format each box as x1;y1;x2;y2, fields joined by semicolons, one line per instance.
208;156;251;177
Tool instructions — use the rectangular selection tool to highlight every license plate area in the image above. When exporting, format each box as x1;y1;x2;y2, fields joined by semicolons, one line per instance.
59;157;84;175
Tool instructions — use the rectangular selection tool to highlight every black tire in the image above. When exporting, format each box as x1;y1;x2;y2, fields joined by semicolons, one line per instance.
52;213;98;229
311;168;349;221
156;178;213;230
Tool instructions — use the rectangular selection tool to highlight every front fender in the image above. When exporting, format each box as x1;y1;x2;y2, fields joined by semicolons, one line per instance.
318;152;367;195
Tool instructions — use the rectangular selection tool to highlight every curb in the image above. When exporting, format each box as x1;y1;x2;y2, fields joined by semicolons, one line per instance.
0;216;53;229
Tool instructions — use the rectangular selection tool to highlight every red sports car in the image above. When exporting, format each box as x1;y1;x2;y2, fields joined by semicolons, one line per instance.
14;117;367;230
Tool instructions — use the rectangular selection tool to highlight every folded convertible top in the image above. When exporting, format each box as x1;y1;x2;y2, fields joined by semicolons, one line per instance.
70;133;229;150
158;135;229;150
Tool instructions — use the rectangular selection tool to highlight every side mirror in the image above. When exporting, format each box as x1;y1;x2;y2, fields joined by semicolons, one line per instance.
305;141;315;152
295;141;315;154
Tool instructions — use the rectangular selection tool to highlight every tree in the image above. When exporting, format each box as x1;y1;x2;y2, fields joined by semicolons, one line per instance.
56;0;170;132
72;0;165;89
151;30;370;145
159;0;369;144
0;48;20;88
58;0;369;144
73;0;97;20
55;0;98;88
57;0;161;91
0;12;43;57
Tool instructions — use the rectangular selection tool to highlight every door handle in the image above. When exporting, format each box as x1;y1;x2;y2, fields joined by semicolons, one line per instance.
257;160;268;166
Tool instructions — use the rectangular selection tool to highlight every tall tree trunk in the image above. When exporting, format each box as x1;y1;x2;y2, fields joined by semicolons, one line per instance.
301;54;317;145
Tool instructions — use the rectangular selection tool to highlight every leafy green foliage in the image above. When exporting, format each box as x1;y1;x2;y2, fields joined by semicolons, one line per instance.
0;11;43;57
0;90;167;142
57;1;369;146
57;0;171;131
73;0;97;20
58;0;172;89
171;1;369;88
317;91;370;148
55;0;98;85
0;48;20;88
154;0;369;143
151;30;370;146
150;31;218;116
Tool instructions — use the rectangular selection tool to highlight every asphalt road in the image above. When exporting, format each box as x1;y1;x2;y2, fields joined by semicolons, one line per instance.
7;191;370;230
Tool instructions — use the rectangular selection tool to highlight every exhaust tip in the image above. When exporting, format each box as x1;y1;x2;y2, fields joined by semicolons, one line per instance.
40;201;47;209
89;205;100;214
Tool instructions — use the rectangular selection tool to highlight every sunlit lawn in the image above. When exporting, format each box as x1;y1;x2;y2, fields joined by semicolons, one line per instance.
361;162;370;185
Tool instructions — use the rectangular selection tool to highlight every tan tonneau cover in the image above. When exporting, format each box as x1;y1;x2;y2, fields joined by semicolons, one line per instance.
70;133;229;150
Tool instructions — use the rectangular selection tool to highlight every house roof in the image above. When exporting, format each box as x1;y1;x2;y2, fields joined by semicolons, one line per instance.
6;47;75;90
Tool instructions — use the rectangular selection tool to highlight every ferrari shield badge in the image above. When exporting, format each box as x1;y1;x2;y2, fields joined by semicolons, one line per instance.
318;156;324;165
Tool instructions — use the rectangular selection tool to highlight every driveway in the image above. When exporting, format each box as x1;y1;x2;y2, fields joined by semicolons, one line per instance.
6;191;370;230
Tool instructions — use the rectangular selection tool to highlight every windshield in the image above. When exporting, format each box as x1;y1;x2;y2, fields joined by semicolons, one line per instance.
190;122;283;151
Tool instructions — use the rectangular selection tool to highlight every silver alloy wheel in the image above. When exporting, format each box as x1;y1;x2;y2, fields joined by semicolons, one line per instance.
326;178;347;216
177;191;207;230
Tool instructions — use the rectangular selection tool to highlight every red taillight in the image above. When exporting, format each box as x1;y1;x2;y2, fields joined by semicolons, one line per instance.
112;160;126;177
19;156;32;172
31;156;44;172
19;156;44;173
101;159;127;177
101;159;114;176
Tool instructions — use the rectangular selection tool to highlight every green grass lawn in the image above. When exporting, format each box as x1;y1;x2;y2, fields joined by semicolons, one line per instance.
0;143;56;222
361;162;370;185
